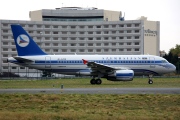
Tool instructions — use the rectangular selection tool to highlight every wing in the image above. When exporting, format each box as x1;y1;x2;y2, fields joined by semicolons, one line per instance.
82;59;129;74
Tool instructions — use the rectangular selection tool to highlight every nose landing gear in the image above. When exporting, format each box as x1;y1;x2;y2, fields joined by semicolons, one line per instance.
148;75;153;84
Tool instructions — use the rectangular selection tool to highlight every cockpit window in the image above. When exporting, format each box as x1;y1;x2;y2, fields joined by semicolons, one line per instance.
162;60;168;63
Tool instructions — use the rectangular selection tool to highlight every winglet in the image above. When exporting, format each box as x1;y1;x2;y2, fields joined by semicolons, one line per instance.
82;59;88;64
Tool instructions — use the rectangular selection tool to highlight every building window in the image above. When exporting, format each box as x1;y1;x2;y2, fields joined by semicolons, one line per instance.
119;49;124;51
135;48;139;51
79;32;84;35
96;49;101;52
88;38;93;40
88;26;93;28
127;36;131;39
96;32;101;34
62;26;67;29
3;24;8;27
3;42;8;45
79;43;85;46
79;49;85;52
45;25;50;28
88;49;93;52
127;42;131;45
53;31;58;34
45;31;50;34
96;43;101;46
127;30;131;33
104;49;109;52
71;32;76;34
3;54;8;57
119;31;124;33
53;49;58;52
70;43;76;46
104;25;108;28
53;43;58;46
53;25;58;28
119;43;124;45
3;48;8;51
104;37;108;40
135;36;139;39
79;26;85;29
3;36;8;39
96;26;101;28
62;37;67;40
79;38;84;40
71;26;76;29
88;32;93;34
96;37;101;40
71;38;76;40
71;49;76;52
135;30;139;33
62;49;67;52
53;37;58;40
119;37;124;39
28;25;33;27
88;43;93;46
127;24;131;27
135;42;139;45
135;24;140;27
3;66;8;69
112;25;116;28
127;48;131;51
45;37;50;40
119;25;124;27
104;43;109;46
112;49;116;52
112;43;116;46
62;43;67;46
104;31;108;34
112;37;116;40
45;49;50;52
62;32;67;34
45;43;50;46
112;31;116;34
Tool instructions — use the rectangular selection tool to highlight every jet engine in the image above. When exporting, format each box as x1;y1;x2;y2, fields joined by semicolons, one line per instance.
107;70;134;81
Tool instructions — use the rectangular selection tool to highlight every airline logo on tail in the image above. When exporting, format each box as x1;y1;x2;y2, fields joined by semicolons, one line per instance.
16;34;30;47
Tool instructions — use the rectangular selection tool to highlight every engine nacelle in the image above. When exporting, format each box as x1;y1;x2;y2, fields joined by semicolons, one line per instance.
107;70;134;81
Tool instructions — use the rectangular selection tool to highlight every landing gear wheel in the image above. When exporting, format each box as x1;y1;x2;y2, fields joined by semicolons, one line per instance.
96;79;102;85
90;79;96;85
148;79;153;84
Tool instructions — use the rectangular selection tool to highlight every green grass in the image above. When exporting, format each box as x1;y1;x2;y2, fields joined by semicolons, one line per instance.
0;94;179;120
0;78;180;89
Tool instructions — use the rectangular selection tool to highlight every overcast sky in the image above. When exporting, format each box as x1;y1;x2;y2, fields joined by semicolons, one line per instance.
0;0;179;53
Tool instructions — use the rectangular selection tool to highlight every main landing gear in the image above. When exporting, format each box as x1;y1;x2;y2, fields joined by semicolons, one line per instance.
148;75;153;84
90;78;102;85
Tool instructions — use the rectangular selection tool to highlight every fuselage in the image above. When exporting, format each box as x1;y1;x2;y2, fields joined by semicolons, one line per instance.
8;54;176;76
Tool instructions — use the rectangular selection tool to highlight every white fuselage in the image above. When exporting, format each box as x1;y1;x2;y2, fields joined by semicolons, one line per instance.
8;54;176;76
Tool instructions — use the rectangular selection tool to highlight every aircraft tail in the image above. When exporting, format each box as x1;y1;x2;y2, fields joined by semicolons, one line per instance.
11;25;47;56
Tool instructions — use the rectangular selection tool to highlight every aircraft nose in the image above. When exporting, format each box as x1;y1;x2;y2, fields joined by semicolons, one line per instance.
169;63;176;72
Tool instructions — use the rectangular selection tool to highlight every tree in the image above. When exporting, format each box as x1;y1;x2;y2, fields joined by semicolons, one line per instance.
163;44;180;73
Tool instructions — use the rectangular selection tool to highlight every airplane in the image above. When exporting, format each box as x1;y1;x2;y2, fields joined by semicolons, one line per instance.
7;24;176;85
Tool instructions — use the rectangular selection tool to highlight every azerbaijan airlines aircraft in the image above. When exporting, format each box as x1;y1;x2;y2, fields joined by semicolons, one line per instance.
7;25;176;85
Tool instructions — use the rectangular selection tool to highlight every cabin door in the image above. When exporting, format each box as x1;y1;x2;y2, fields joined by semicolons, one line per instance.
45;56;51;68
149;57;155;68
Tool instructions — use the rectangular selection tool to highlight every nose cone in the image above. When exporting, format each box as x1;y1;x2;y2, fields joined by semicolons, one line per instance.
169;63;176;72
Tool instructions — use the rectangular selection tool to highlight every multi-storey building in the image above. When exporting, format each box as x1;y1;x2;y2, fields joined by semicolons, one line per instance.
0;7;160;76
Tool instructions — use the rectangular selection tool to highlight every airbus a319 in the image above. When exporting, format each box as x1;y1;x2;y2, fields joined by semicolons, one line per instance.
7;25;176;85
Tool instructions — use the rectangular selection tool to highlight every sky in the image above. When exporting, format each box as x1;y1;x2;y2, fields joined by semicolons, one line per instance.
0;0;179;53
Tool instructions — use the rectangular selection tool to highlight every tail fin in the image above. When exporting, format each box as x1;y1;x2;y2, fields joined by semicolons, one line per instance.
11;24;47;56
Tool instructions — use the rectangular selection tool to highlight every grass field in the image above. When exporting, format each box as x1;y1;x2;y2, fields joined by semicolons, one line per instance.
0;78;179;120
0;94;179;120
0;77;180;89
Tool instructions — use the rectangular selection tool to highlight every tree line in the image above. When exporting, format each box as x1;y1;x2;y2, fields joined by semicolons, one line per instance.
163;44;180;73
